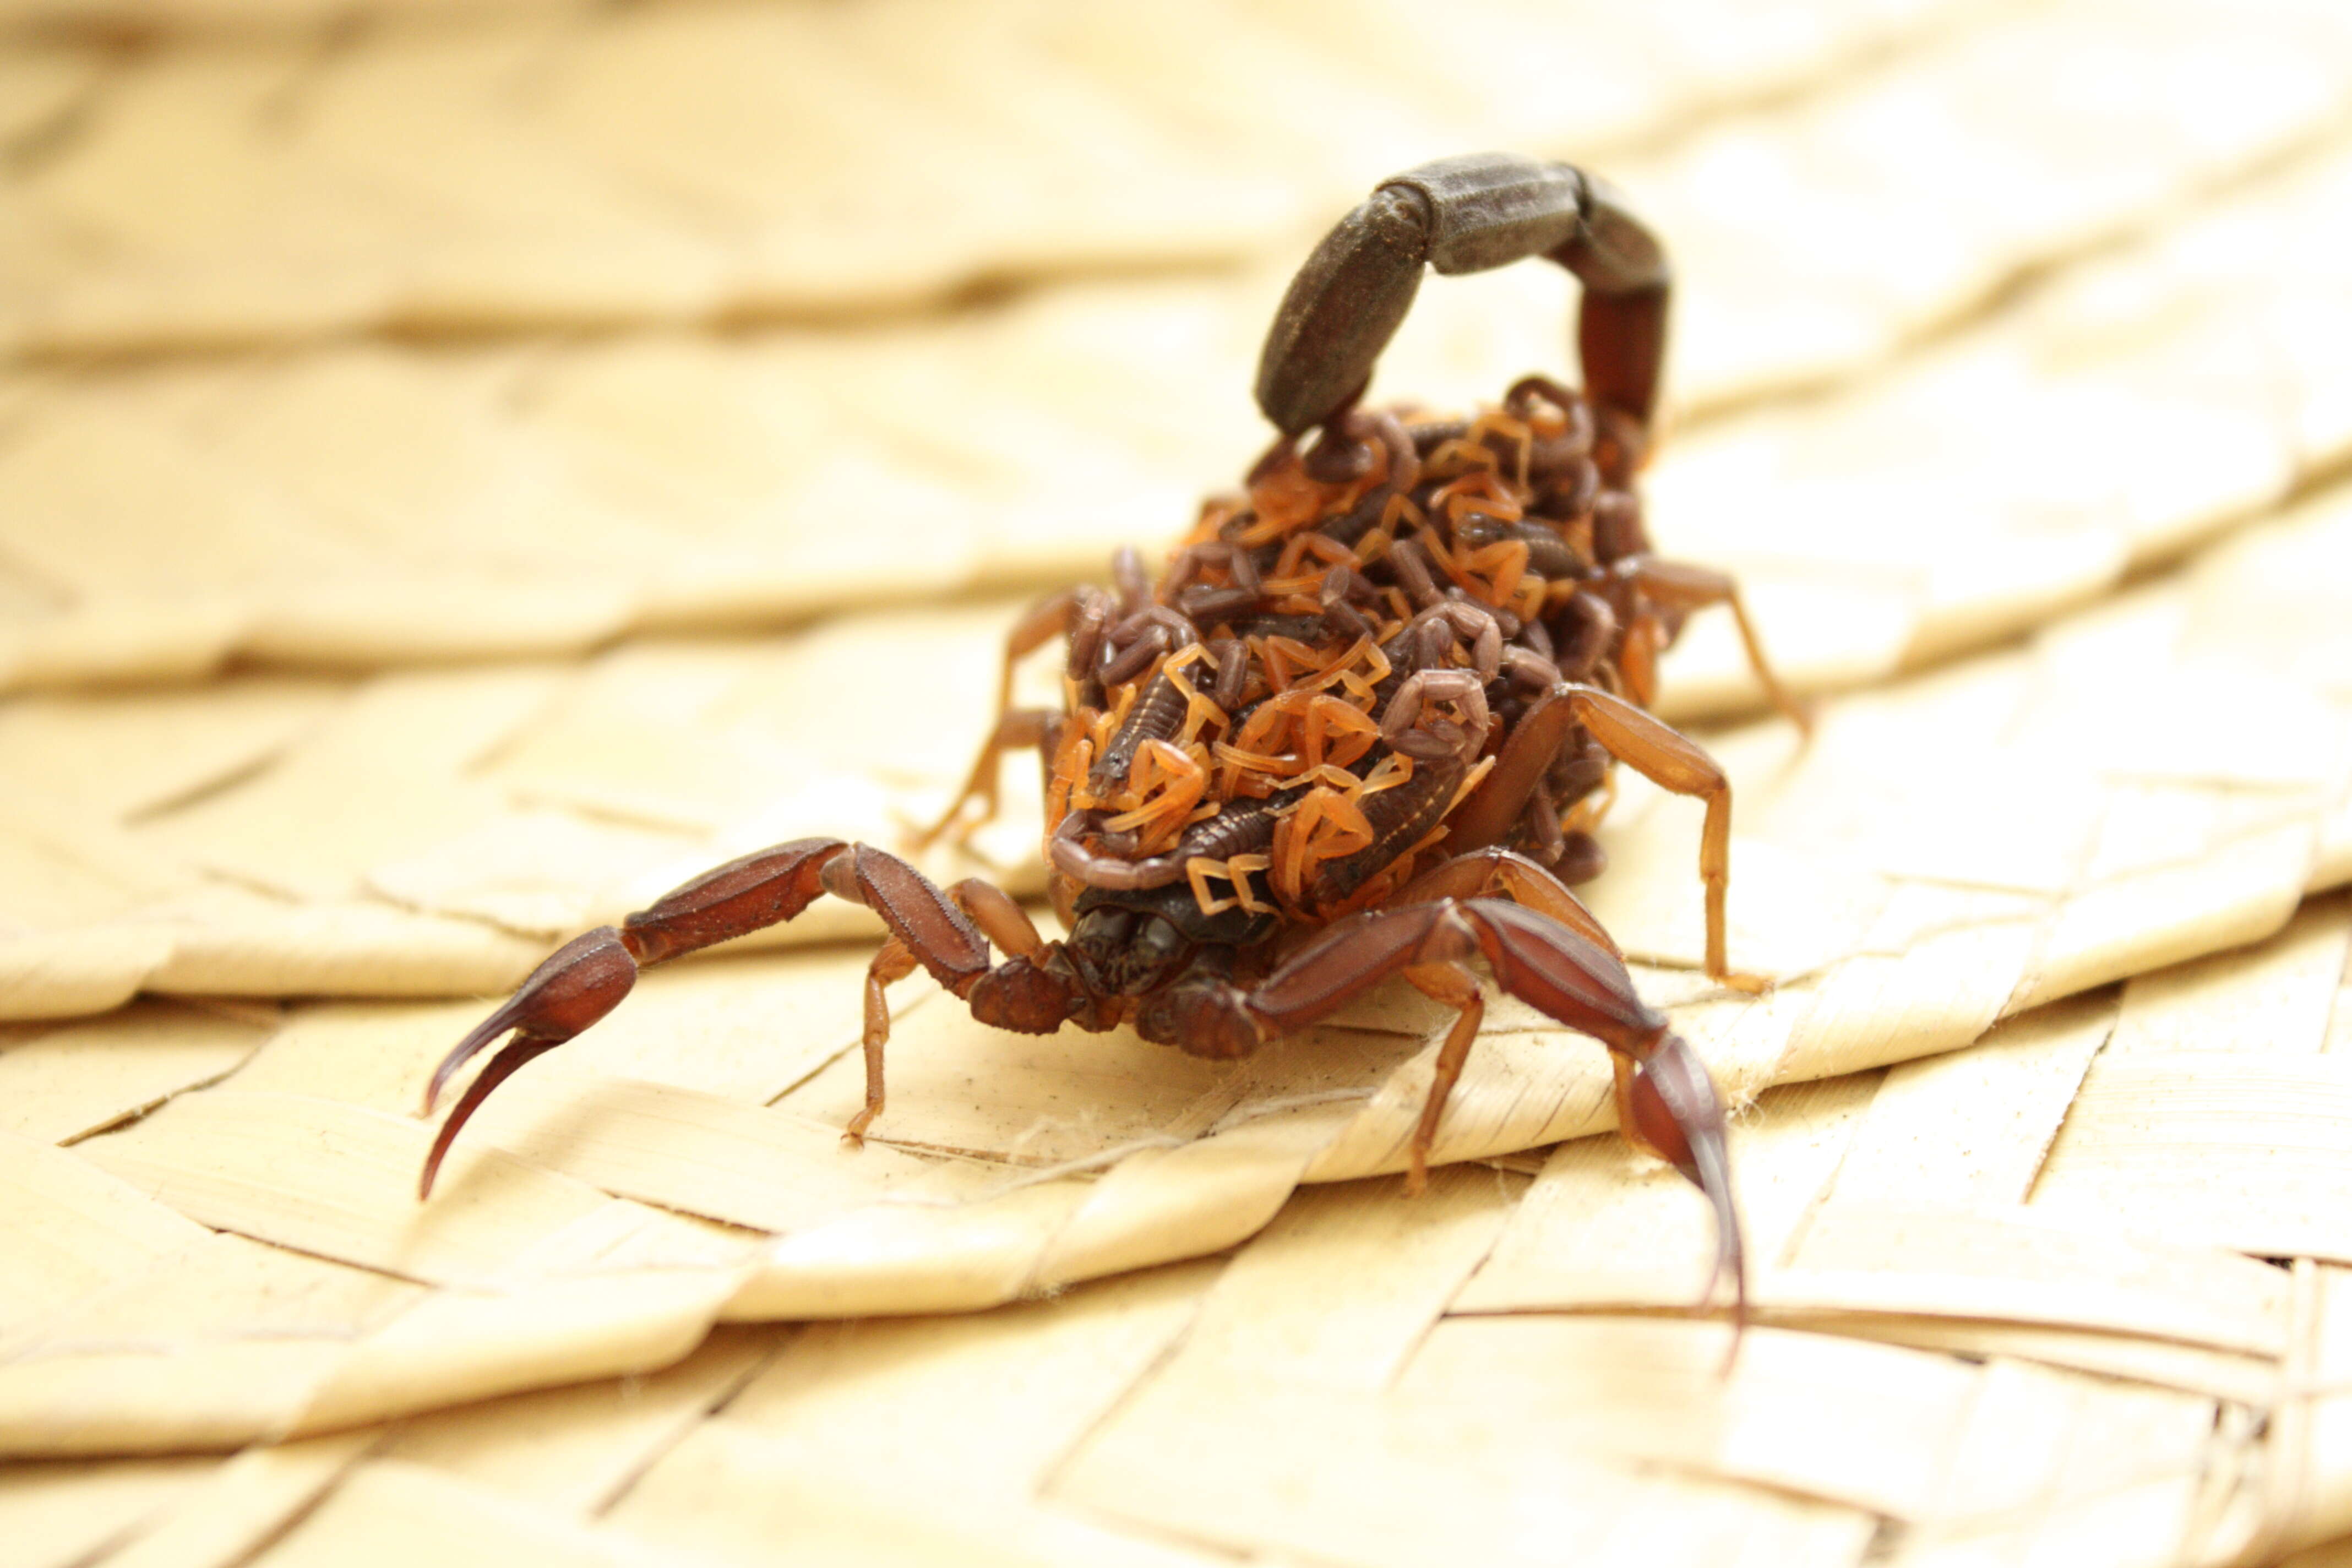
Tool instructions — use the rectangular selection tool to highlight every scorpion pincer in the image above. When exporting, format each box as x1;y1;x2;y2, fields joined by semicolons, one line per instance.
417;153;1811;1330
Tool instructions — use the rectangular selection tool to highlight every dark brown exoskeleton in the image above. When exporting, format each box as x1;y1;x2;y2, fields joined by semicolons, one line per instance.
418;154;1809;1324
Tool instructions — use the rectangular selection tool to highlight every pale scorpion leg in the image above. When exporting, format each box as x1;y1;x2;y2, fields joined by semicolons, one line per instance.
840;870;1051;1142
916;589;1099;848
1444;682;1765;994
1620;557;1814;736
851;937;919;1141
916;709;1057;851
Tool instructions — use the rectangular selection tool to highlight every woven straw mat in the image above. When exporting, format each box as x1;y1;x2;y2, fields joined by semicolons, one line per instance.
10;1;2352;1565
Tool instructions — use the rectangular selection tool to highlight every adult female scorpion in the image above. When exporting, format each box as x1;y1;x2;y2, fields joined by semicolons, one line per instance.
418;153;1806;1320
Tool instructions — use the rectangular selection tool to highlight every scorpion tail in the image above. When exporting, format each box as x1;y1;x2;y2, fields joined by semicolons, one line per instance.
1620;1031;1747;1355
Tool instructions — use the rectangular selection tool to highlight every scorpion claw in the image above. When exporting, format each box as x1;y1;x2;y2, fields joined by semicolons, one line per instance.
418;925;638;1197
1619;1033;1746;1337
419;1033;567;1201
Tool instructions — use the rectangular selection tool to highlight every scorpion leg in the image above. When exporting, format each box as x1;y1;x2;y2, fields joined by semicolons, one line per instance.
823;852;1084;1142
1402;957;1484;1195
1226;894;1742;1321
914;707;1057;851
1256;152;1670;439
918;585;1097;846
1620;557;1813;736
1439;682;1588;853
420;840;1024;1196
1553;685;1762;994
1445;683;1763;993
849;937;919;1141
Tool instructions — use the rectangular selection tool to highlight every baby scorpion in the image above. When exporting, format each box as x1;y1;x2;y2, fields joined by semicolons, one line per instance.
418;153;1807;1321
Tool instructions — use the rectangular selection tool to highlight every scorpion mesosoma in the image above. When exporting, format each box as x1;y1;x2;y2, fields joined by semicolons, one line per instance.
418;153;1807;1320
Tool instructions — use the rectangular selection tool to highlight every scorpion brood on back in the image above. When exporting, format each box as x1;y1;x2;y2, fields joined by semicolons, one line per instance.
417;153;1807;1321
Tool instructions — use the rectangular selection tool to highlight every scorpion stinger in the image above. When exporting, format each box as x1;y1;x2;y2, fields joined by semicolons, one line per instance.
421;152;1811;1337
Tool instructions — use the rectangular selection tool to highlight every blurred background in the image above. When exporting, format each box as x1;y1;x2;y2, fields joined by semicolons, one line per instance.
9;3;2352;1566
7;0;2349;698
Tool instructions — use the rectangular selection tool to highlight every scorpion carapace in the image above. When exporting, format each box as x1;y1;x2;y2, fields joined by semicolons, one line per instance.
418;153;1807;1326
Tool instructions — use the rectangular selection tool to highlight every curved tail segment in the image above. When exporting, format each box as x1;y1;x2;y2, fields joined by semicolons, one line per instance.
1254;152;1672;442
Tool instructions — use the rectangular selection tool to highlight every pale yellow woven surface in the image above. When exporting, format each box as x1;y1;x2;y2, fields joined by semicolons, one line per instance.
10;3;2352;1566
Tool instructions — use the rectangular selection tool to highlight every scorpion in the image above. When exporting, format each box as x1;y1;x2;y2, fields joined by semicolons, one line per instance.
418;153;1807;1320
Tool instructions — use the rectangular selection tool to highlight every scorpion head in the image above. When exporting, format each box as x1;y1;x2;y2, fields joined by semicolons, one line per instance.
1058;889;1278;1055
1063;903;1194;998
962;897;1206;1039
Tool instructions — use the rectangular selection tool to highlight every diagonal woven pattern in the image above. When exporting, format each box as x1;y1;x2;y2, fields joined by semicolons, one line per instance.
9;4;2352;1567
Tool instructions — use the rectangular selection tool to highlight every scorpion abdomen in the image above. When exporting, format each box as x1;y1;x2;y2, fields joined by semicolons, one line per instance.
1090;666;1191;791
1305;753;1467;907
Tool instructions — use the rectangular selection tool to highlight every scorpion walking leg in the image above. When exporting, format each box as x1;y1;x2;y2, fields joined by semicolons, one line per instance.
914;707;1057;850
419;839;1014;1196
1621;557;1812;735
1557;683;1762;994
1401;959;1483;1195
917;586;1093;847
1444;682;1763;993
850;938;919;1142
